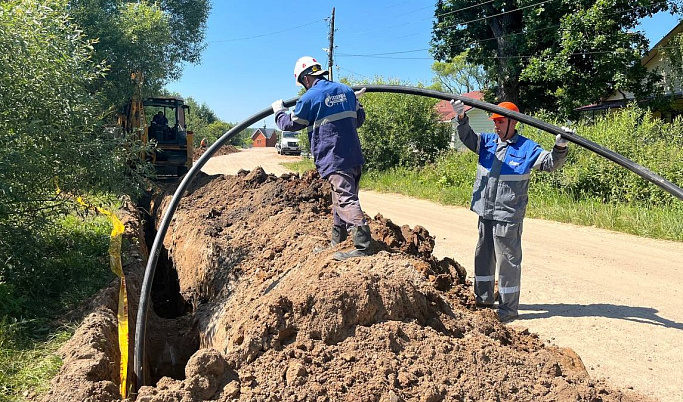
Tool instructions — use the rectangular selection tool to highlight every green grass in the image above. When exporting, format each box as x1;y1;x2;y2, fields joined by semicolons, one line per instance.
0;205;116;401
283;159;315;174
282;157;683;242
0;320;72;401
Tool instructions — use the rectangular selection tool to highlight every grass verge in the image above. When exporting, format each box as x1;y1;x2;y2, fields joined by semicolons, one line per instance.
0;206;115;401
282;159;683;242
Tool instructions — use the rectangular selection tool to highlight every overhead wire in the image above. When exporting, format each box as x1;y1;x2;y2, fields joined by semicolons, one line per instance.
443;0;557;28
209;18;326;43
336;0;558;61
342;0;498;38
337;1;662;61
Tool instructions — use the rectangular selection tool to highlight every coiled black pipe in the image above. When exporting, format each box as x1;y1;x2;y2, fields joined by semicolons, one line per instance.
133;85;683;391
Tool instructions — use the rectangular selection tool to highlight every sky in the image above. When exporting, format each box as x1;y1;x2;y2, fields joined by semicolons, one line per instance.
165;1;681;129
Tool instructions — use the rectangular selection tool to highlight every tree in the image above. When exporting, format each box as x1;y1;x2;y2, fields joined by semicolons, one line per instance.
431;50;491;93
68;0;210;109
343;78;451;171
205;121;241;146
0;0;136;289
659;31;683;94
431;0;674;115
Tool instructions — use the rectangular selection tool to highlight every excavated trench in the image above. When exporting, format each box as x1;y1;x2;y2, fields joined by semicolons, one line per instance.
41;168;654;402
141;202;200;384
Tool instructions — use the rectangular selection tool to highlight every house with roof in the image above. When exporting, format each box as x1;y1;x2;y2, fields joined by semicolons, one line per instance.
576;21;683;121
251;127;277;147
435;91;494;149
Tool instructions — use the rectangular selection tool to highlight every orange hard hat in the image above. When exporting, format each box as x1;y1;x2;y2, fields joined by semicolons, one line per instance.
489;101;519;120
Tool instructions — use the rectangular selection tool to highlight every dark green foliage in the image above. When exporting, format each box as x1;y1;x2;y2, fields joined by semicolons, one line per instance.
0;0;136;236
343;79;451;171
431;0;676;116
68;0;210;109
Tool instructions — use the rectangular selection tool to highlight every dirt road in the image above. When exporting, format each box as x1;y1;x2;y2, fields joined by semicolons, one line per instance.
202;147;683;402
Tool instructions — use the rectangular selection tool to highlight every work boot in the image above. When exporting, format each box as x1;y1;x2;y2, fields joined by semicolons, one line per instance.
314;225;347;253
496;310;518;323
333;225;372;261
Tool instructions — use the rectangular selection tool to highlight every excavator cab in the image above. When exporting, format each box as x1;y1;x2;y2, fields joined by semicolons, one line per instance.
143;96;194;176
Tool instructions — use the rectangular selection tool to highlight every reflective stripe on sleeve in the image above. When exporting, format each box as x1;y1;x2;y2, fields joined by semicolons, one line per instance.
293;116;309;125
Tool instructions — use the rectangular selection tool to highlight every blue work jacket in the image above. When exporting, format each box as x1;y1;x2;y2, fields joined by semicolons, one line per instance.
275;79;365;178
457;115;568;222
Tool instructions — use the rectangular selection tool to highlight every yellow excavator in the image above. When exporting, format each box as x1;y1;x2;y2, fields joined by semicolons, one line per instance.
118;73;194;177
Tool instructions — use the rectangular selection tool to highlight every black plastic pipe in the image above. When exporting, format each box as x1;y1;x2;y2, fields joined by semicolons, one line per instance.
133;85;683;391
358;85;683;201
132;105;285;391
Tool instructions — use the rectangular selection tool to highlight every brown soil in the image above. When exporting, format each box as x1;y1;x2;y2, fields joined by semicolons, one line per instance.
193;144;240;161
42;167;654;402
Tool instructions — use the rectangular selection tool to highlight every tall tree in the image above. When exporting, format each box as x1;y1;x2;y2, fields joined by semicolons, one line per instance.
431;0;676;115
68;0;210;109
0;0;134;281
431;50;491;93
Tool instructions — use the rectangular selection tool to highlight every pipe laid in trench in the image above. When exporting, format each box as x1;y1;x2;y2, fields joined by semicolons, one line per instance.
133;85;683;391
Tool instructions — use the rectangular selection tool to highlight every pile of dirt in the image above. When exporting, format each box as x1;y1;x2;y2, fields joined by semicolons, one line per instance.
194;144;240;161
42;168;653;402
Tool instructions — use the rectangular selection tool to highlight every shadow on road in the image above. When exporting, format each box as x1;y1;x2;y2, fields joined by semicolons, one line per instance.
518;303;683;330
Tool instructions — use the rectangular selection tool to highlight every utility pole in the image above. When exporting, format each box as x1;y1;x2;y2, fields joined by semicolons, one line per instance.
327;7;335;81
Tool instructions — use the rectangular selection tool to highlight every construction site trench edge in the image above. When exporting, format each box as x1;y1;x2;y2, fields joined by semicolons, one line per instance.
41;146;683;402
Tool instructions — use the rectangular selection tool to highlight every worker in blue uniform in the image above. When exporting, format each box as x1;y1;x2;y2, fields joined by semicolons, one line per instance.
272;56;371;261
452;99;570;322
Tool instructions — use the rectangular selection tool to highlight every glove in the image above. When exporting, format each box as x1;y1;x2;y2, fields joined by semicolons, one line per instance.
450;99;465;117
555;126;574;148
271;99;288;114
555;134;568;148
354;87;367;98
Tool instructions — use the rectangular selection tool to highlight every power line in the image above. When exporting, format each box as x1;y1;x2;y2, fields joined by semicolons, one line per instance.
433;0;495;20
343;0;497;38
338;48;429;57
209;18;325;43
443;0;558;29
337;54;432;60
335;2;669;65
335;65;371;80
339;2;659;61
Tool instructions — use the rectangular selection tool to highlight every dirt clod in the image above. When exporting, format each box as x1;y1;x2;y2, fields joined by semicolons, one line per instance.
42;169;654;402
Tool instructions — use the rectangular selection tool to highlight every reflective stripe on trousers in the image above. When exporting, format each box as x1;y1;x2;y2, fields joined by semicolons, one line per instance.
328;166;366;228
473;217;523;316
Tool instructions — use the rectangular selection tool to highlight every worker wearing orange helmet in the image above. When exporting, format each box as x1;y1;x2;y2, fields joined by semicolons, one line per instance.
451;99;570;322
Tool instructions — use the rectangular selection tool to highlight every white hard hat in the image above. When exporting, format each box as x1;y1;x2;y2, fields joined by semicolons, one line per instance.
293;56;328;86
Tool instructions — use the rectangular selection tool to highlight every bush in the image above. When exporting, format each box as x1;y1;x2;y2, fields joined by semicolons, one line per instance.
522;106;683;207
342;78;451;171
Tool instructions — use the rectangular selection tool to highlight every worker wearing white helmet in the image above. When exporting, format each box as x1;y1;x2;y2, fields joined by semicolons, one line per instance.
272;56;371;261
